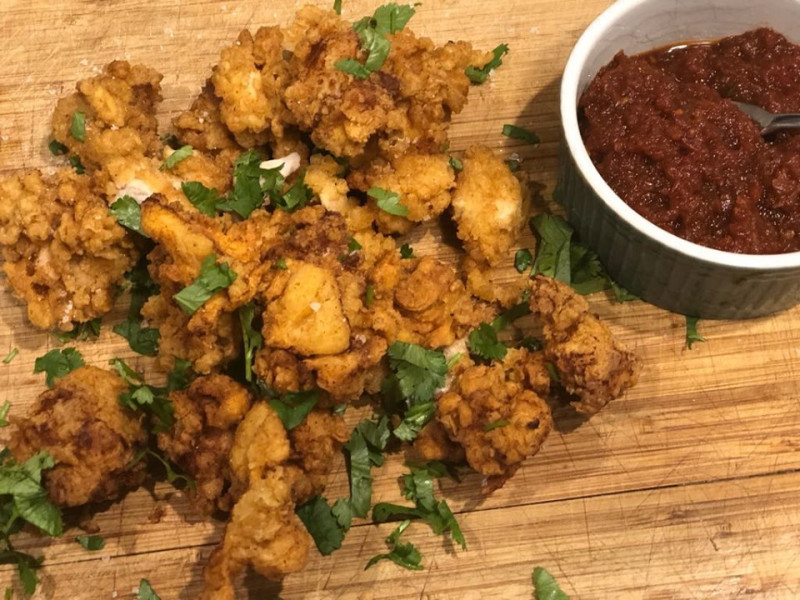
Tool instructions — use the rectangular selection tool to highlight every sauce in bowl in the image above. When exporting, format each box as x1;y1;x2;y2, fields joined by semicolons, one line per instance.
579;28;800;254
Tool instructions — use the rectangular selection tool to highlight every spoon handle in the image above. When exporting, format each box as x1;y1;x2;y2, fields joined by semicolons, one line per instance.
763;114;800;136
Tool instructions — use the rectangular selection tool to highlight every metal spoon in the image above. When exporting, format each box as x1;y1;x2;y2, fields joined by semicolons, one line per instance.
732;101;800;136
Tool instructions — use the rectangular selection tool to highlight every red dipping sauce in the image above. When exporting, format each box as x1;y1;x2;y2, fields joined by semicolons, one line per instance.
579;28;800;255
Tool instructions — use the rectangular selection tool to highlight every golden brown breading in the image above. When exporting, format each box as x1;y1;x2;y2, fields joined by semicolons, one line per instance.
303;333;387;401
9;366;147;506
528;275;640;414
435;349;553;490
173;81;241;153
211;27;292;148
156;375;252;513
52;60;163;170
304;154;376;233
0;169;138;330
451;145;530;266
201;468;311;600
413;419;466;464
348;152;455;234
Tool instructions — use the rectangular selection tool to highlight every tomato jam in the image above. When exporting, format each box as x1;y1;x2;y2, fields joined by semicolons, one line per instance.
579;28;800;254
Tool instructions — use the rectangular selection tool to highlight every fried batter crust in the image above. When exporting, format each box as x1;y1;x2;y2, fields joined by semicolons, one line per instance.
0;169;138;330
528;275;640;414
9;366;147;506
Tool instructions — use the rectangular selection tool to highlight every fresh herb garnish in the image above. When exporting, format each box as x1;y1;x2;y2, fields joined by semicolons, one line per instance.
130;449;194;490
181;181;222;216
110;195;146;236
506;158;521;172
334;59;372;79
239;303;262;383
33;348;85;387
2;349;18;365
75;534;105;551
70;111;86;142
392;402;436;442
160;145;193;171
0;401;9;427
173;254;237;316
296;496;345;555
685;316;705;349
68;155;85;174
113;259;160;357
515;248;533;273
137;578;162;600
483;419;509;432
52;318;101;344
333;0;342;14
48;139;68;156
344;417;391;518
449;156;463;171
365;284;375;307
465;43;509;84
399;243;415;259
502;124;540;144
268;390;319;431
217;150;277;218
369;187;408;217
467;301;531;362
275;257;288;270
348;236;363;253
272;174;313;212
365;519;423;571
532;566;570;600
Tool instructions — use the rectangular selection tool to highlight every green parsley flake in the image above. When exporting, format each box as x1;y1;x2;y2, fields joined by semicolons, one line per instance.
110;195;146;236
33;348;85;387
685;316;705;349
70;111;86;142
514;248;533;273
275;257;288;270
365;519;424;571
173;254;237;316
239;303;262;383
160;145;193;171
0;401;10;427
348;236;363;253
333;0;342;14
343;417;391;518
75;534;105;551
137;578;162;600
466;43;509;84
532;566;570;600
181;181;222;216
113;318;159;357
268;390;318;431
382;341;448;407
369;187;409;217
51;318;101;344
449;156;463;171
467;301;531;362
502;124;540;144
483;419;510;432
68;155;85;174
296;496;345;555
392;402;435;441
48;139;68;156
365;284;375;307
334;58;372;79
399;243;415;259
2;348;18;365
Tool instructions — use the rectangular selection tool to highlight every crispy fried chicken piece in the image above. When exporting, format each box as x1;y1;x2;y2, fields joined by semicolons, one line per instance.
173;82;241;153
302;333;387;401
211;27;292;148
0;169;138;330
9;366;147;506
451;145;530;266
528;275;640;414
435;349;553;490
413;419;466;464
156;375;252;513
201;468;311;600
348;152;455;234
304;154;376;233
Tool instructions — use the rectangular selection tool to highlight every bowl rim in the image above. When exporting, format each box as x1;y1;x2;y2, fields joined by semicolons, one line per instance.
560;0;800;271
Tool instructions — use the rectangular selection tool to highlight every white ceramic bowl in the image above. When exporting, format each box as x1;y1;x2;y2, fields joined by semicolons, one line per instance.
559;0;800;319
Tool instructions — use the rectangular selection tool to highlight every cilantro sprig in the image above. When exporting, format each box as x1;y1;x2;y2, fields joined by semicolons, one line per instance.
369;187;408;217
296;496;346;555
160;145;193;171
52;319;101;344
33;348;85;387
113;259;160;357
181;181;222;216
533;566;570;600
466;43;509;84
173;254;237;316
110;195;147;237
365;519;423;571
467;301;531;362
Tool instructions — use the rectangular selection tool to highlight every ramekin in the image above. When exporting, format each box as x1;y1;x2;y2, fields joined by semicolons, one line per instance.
559;0;800;319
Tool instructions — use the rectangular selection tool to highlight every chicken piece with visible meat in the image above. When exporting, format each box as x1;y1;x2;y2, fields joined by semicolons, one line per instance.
156;374;252;513
435;348;554;491
9;366;147;506
0;169;138;330
528;275;640;414
304;154;376;233
451;145;530;266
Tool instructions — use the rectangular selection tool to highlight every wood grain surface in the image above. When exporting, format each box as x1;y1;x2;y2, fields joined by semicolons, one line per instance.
1;1;800;599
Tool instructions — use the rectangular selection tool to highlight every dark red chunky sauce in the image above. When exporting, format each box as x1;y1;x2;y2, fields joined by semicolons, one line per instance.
579;28;800;254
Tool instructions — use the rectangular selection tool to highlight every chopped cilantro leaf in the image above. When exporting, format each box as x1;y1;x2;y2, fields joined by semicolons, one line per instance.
131;449;194;490
68;155;85;174
611;281;639;303
239;303;262;383
466;43;509;84
110;195;146;236
685;316;705;349
520;336;543;352
0;451;63;537
382;342;448;408
160;145;193;171
343;417;391;518
399;243;415;259
506;158;521;172
296;496;345;555
331;497;353;531
75;534;105;551
468;301;531;362
448;156;463;171
515;248;533;273
365;519;423;571
275;257;288;270
48;139;68;156
113;318;159;357
268;390;318;431
365;284;375;307
33;348;84;387
533;566;570;600
0;401;9;427
530;214;573;283
334;58;372;80
273;174;313;212
112;357;187;433
332;404;348;417
173;254;237;316
333;0;342;14
369;187;408;217
484;419;509;432
52;318;101;344
181;181;222;216
348;236;363;253
502;124;540;144
545;362;560;382
137;578;161;600
70;111;86;142
2;349;18;365
392;402;435;441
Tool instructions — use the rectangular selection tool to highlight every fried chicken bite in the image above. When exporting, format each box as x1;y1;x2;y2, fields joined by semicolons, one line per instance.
451;145;530;266
304;154;376;232
434;349;554;491
348;152;455;235
9;366;147;507
302;332;387;401
156;375;252;513
0;169;138;330
528;275;640;414
211;27;292;148
173;82;241;154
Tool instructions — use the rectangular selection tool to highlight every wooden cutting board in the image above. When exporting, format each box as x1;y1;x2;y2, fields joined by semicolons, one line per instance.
2;1;800;598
